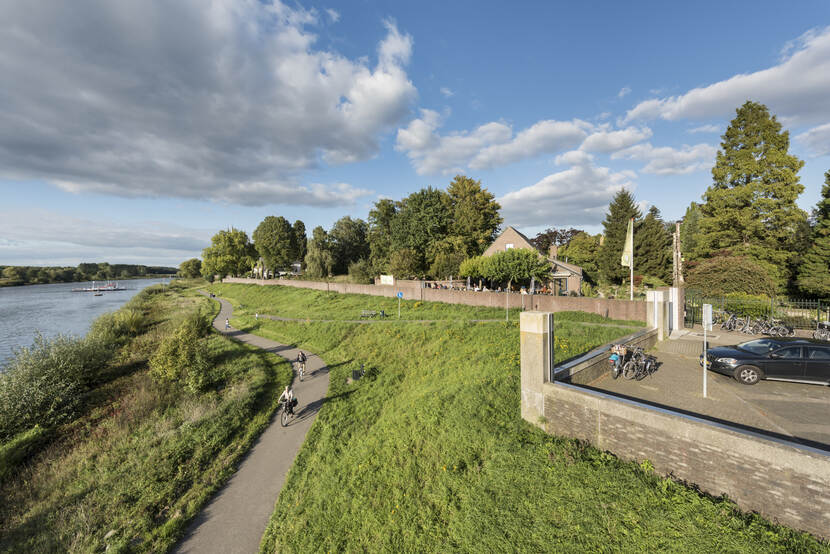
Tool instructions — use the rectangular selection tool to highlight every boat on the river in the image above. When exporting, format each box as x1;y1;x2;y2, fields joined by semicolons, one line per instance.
72;280;128;292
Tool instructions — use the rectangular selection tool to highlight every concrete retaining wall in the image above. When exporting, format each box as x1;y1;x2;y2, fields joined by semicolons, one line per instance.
221;277;646;322
520;311;830;540
554;328;658;385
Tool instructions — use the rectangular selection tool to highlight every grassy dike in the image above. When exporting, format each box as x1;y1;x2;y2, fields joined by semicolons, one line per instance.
0;281;292;553
209;283;825;553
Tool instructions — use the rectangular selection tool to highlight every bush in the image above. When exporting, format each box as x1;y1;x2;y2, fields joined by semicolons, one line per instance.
347;260;373;284
0;333;111;441
685;255;777;296
150;312;212;393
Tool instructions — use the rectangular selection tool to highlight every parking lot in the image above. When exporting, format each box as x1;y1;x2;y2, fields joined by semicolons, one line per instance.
588;327;830;450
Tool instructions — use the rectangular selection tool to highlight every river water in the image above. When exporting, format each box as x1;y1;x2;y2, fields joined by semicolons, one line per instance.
0;278;169;370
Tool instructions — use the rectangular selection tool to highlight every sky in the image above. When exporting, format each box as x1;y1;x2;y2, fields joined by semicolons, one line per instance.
1;0;829;267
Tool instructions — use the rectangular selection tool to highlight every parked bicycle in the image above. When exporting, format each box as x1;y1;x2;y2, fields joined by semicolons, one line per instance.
815;321;830;342
621;346;658;380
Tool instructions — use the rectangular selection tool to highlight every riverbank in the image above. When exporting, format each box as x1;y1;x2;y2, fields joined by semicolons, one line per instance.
0;280;292;552
0;277;171;368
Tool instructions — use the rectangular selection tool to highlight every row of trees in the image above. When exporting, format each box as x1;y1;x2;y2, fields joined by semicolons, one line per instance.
458;248;551;289
195;101;830;298
1;263;176;286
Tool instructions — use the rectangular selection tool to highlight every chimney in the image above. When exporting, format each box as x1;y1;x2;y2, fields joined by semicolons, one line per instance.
549;244;558;260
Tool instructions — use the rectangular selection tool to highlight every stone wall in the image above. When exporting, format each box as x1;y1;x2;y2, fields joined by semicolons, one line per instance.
221;277;646;322
520;311;830;540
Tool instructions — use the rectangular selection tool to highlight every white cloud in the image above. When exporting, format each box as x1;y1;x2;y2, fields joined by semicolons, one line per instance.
498;151;635;227
623;26;830;126
796;122;830;156
688;124;721;134
440;87;454;98
325;8;340;23
611;142;717;175
618;86;631;98
0;1;414;206
579;126;652;153
396;113;589;174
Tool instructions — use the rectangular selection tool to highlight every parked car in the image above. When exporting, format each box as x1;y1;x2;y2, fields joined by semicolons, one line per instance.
700;337;830;385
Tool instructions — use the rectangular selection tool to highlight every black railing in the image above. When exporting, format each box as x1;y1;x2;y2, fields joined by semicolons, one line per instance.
684;293;830;330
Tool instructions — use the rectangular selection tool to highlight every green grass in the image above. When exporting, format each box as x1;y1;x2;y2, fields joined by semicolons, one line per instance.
207;284;824;552
0;283;292;553
210;282;646;326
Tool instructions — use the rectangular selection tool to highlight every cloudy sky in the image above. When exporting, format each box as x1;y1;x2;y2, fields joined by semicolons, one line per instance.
2;1;829;266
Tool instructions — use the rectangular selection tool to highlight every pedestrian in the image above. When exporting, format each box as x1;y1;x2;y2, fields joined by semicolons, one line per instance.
225;318;230;330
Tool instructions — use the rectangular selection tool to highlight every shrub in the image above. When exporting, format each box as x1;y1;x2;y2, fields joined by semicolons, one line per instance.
149;312;212;393
0;333;111;441
685;255;777;296
347;260;373;284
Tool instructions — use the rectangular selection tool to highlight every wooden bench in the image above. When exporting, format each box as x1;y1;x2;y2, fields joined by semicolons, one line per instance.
360;310;378;318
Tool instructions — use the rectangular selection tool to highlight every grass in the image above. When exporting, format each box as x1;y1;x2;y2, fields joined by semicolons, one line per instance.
207;284;825;552
209;282;646;326
0;281;292;553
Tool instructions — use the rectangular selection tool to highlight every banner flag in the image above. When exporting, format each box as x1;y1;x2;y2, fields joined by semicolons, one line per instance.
621;218;633;267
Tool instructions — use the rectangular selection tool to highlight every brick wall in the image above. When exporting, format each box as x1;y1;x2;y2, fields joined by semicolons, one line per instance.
221;277;646;322
540;382;830;540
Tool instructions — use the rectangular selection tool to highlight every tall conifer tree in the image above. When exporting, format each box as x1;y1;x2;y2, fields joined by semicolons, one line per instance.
636;206;672;283
696;101;807;285
598;189;641;284
797;170;830;297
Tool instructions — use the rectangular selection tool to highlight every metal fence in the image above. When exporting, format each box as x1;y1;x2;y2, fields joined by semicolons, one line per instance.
684;293;830;330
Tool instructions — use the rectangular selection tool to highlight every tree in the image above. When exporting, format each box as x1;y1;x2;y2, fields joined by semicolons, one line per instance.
531;228;582;257
696;101;807;287
636;206;672;283
390;187;451;274
458;255;489;282
485;248;550;289
598;189;641;284
293;220;307;268
329;216;369;275
252;216;295;274
201;228;256;280
679;202;701;262
427;236;467;279
558;232;601;283
387;248;420;279
304;226;334;278
445;175;503;257
178;258;202;278
685;255;778;296
797;170;830;297
367;198;397;276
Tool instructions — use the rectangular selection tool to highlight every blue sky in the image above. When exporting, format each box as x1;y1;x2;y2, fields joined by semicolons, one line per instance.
1;1;829;266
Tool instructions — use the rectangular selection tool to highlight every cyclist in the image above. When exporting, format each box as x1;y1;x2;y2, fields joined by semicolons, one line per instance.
278;384;296;415
297;351;307;375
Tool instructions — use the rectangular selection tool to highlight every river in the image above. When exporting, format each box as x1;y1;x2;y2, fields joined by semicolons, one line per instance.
0;278;169;370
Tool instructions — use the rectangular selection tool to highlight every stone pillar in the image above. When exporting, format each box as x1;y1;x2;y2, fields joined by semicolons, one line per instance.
646;290;668;340
520;311;552;429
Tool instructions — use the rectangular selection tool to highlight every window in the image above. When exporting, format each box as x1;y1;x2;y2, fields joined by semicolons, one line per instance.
773;347;802;359
807;347;830;360
505;243;514;250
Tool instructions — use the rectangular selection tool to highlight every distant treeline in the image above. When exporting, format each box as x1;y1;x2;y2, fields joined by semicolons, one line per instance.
0;263;177;287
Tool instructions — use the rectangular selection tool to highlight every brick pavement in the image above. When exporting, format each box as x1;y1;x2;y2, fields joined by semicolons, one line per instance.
588;330;830;450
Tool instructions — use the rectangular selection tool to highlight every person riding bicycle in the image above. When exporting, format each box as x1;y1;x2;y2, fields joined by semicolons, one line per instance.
278;385;297;415
297;351;307;372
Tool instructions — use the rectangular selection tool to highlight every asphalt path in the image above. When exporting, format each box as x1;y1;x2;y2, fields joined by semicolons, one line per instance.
175;294;329;554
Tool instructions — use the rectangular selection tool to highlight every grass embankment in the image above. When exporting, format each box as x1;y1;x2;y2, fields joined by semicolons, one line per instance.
210;284;823;552
209;282;647;325
0;281;292;553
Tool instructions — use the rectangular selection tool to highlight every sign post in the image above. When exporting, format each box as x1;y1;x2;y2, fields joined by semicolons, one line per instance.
702;303;712;398
397;291;403;318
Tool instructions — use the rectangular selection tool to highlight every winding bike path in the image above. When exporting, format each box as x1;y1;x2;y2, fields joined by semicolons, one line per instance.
176;295;329;554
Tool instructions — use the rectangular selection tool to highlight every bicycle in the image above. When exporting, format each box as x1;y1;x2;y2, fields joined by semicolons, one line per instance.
297;360;305;382
622;346;658;380
815;321;830;341
280;396;298;427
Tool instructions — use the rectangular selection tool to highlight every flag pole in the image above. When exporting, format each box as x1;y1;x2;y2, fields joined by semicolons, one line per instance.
630;242;634;301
